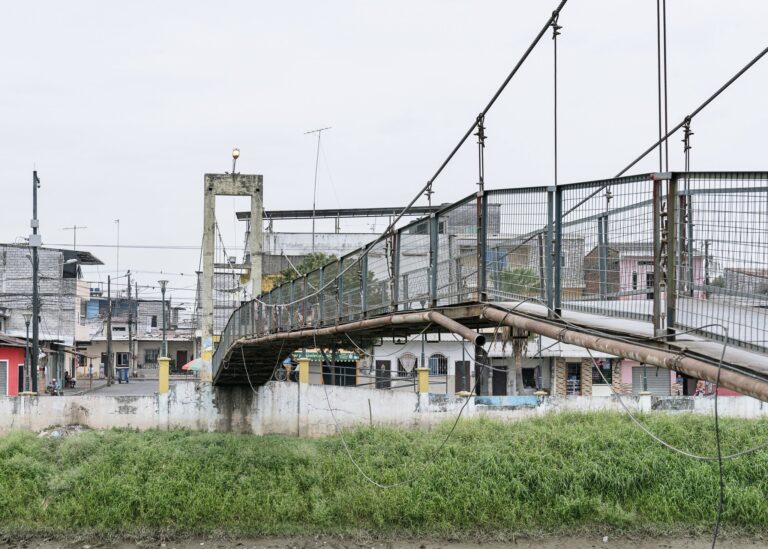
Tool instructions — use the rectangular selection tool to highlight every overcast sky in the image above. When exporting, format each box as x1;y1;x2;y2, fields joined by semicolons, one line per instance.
1;1;766;311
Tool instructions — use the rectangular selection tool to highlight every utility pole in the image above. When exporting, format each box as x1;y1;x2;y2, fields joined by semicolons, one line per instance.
107;275;113;386
305;126;331;253
127;271;133;378
159;280;169;358
30;171;41;394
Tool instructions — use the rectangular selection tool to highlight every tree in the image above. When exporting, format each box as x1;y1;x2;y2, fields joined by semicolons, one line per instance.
273;253;336;286
498;267;540;296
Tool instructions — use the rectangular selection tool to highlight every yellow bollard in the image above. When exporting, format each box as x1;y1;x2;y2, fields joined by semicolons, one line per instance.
298;358;310;385
158;356;170;394
416;367;430;394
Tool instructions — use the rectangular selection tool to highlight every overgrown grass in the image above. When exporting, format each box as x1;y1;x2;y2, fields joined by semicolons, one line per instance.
2;413;768;540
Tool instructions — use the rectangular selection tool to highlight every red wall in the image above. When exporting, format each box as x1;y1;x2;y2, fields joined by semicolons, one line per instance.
0;346;26;396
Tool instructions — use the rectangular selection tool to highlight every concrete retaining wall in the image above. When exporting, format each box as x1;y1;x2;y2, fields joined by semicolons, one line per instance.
1;381;767;437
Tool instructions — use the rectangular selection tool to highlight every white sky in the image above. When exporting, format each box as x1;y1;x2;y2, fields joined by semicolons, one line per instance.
1;0;766;312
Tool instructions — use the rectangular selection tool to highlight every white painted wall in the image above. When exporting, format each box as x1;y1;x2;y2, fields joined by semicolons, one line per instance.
1;381;767;437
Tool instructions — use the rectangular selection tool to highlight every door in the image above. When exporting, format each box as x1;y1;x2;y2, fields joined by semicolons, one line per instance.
492;364;508;395
177;350;188;371
455;360;470;393
632;364;671;395
375;360;391;389
18;364;24;393
0;361;7;396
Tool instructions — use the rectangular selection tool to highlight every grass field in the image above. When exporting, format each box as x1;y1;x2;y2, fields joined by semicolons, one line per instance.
1;412;768;540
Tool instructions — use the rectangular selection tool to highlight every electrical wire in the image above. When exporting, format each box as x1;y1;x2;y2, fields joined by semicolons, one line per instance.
487;300;768;461
311;315;506;489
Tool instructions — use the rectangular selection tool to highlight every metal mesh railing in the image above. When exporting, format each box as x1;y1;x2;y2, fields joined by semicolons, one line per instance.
484;187;550;304
672;172;768;350
559;175;655;321
212;171;768;380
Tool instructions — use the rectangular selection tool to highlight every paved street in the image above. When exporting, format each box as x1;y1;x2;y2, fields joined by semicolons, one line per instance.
82;379;194;397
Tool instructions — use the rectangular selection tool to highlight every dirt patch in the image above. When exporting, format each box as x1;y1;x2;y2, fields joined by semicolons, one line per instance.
2;537;766;549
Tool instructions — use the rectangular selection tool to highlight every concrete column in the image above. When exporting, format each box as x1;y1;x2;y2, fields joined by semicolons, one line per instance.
201;176;216;382
250;187;263;299
158;356;170;394
200;173;263;383
580;358;593;396
553;358;567;396
298;358;309;385
417;367;430;394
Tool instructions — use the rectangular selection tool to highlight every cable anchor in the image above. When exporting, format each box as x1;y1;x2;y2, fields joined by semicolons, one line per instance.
423;181;434;206
474;113;486;193
551;12;562;39
682;116;694;171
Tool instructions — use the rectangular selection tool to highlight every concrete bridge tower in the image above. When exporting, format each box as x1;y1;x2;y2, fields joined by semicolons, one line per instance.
201;172;263;381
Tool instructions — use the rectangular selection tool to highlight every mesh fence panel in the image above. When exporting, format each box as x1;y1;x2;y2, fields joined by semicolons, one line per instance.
485;187;550;303
435;196;479;305
397;218;431;310
320;261;339;326
673;172;768;351
366;238;393;316
560;175;654;321
340;253;363;321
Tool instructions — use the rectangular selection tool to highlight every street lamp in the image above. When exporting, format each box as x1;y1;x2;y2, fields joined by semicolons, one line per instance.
158;280;169;358
22;312;32;393
232;148;240;174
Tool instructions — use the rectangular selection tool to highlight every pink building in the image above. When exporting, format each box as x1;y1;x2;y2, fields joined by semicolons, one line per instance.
585;242;705;300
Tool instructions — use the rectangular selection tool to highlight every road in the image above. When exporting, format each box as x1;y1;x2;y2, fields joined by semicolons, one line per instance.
86;378;195;396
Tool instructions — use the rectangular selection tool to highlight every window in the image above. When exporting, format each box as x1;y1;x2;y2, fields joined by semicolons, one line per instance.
591;358;613;385
151;315;158;328
145;349;159;364
428;353;448;375
566;362;581;395
113;326;126;332
397;353;417;377
631;272;638;290
522;367;537;389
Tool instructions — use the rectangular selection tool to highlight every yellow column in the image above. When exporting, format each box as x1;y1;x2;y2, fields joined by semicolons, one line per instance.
158;356;170;394
298;358;310;385
416;367;430;394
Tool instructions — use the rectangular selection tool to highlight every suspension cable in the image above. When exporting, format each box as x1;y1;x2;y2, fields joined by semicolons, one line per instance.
561;45;768;219
552;11;562;186
248;1;570;310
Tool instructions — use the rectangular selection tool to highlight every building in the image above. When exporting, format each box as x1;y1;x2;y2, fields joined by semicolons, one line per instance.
723;268;768;297
584;242;705;300
0;244;102;388
0;335;26;396
78;293;196;376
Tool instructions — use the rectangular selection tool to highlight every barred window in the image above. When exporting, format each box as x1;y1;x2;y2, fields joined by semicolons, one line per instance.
428;353;448;375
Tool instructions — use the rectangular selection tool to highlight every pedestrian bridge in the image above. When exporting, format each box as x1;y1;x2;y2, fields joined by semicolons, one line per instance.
212;171;768;400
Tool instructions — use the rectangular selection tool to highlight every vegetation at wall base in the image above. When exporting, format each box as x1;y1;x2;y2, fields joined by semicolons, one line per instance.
1;413;768;540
